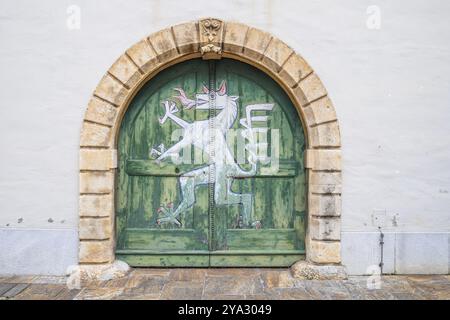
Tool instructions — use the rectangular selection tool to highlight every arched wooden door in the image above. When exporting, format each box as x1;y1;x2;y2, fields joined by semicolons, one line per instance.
115;58;306;267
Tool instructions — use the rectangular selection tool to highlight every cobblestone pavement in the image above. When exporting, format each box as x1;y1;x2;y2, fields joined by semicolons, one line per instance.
0;269;449;300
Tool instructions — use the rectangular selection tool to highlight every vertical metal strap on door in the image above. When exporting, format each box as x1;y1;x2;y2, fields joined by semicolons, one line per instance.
208;60;216;251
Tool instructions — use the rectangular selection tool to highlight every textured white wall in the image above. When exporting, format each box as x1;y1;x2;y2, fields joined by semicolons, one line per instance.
0;0;449;274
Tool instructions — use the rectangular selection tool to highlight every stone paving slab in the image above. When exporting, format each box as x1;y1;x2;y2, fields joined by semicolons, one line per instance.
2;283;29;299
0;283;16;296
0;269;448;300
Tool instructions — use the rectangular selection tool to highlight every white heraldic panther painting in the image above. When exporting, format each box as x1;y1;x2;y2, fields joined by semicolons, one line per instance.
150;81;274;229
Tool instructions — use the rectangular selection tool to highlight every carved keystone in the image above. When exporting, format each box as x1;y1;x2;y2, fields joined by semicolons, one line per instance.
199;18;223;59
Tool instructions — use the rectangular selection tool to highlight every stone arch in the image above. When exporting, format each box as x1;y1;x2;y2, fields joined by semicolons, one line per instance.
79;18;342;273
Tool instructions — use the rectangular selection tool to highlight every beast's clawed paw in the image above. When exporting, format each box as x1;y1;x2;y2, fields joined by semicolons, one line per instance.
155;203;181;227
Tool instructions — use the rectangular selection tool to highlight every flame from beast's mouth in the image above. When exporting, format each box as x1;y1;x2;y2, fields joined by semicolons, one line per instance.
173;88;195;109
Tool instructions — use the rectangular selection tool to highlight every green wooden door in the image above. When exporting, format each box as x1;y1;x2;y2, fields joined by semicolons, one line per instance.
116;59;306;267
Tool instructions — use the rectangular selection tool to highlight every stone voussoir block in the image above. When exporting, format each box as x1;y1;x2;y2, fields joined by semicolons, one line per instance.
148;28;180;63
242;28;272;61
80;122;112;147
108;54;141;88
261;37;293;73
80;171;114;194
294;73;327;107
223;21;249;54
309;194;342;217
309;216;341;240
85;97;117;127
172;21;200;54
305;149;342;171
279;53;313;88
126;39;159;73
303;96;337;125
79;240;114;264
309;171;342;194
80;149;116;171
79;194;113;217
310;121;341;148
79;217;112;240
94;73;128;106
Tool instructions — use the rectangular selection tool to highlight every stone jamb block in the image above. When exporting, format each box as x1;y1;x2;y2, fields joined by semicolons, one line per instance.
79;194;113;218
305;149;342;171
80;149;116;171
309;171;342;194
80;171;114;194
308;240;341;264
309;194;342;217
79;240;114;264
79;217;112;240
80;122;112;147
310;121;341;147
310;216;341;240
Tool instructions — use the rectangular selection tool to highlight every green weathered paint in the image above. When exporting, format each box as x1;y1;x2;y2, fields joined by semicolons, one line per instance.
116;58;306;266
125;159;299;177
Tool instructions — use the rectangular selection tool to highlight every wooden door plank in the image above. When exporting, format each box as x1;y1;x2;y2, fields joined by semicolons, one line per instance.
225;229;298;251
122;228;207;251
126;159;298;177
117;254;210;267
209;254;304;267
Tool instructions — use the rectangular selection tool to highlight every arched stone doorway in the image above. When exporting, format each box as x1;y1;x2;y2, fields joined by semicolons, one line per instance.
79;18;343;277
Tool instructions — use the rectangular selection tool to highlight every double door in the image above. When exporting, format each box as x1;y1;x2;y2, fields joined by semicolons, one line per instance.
115;58;306;266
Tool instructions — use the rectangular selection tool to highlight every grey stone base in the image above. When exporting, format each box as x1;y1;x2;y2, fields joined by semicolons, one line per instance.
0;228;78;276
342;232;449;275
67;260;130;283
290;261;348;280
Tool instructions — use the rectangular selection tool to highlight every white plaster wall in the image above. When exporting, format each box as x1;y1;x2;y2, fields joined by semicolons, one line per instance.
0;0;449;274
